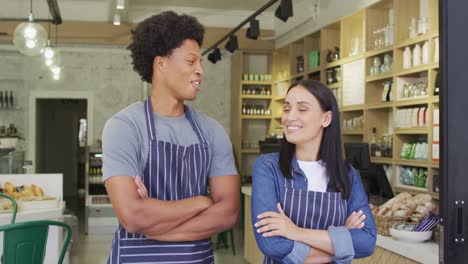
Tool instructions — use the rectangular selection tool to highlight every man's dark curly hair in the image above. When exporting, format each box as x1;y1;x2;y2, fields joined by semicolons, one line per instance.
128;11;205;83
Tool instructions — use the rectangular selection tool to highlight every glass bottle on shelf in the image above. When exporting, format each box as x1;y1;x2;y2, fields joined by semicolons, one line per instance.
403;46;412;69
422;41;430;64
413;43;422;67
370;127;377;157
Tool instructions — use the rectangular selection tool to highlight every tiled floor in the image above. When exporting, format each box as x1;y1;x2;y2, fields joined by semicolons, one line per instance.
69;228;248;264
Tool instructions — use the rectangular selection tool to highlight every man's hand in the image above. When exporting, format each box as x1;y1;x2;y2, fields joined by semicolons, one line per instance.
135;176;148;199
134;175;214;208
254;203;300;240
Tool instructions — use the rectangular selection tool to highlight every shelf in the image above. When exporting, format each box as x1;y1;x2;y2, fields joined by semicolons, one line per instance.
395;98;429;107
395;33;432;49
430;96;439;103
429;192;440;200
395;65;429;77
342;130;364;135
0;107;22;111
340;105;365;112
430;32;439;39
394;128;428;134
366;46;393;57
274;96;286;101
394;185;428;193
291;72;305;80
273;78;290;85
241;81;272;85
306;66;321;75
241;149;260;154
430;162;440;168
273;115;282;119
325;61;341;68
242;115;271;120
328;82;341;89
241;95;272;99
395;159;429;167
366;72;394;82
340;53;366;64
429;63;439;70
370;157;393;164
366;102;393;110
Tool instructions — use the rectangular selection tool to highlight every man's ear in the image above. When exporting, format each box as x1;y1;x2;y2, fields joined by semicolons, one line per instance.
153;56;166;72
322;111;332;128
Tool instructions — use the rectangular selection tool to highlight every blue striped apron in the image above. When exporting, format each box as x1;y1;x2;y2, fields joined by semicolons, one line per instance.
263;177;348;264
108;97;214;264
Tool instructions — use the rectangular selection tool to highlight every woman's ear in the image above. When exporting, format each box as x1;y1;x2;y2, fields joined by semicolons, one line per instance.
322;111;332;128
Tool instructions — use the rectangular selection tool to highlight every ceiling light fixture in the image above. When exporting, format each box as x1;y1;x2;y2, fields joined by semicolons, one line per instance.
42;22;61;68
246;19;260;40
208;48;221;64
275;0;293;22
113;14;121;26
116;0;125;10
225;35;239;53
13;0;48;56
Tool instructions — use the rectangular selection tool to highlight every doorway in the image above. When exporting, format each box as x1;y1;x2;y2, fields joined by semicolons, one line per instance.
36;99;87;216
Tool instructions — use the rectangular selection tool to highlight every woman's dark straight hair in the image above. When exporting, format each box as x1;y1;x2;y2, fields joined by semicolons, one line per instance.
279;79;351;199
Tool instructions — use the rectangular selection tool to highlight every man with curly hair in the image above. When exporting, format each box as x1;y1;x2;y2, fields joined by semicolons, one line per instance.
103;11;240;263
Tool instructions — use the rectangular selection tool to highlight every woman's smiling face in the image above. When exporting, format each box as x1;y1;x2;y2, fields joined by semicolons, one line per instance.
281;85;332;146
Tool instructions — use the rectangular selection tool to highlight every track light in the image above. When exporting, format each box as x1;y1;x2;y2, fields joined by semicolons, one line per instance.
225;35;238;53
246;18;260;40
208;48;221;64
275;0;293;22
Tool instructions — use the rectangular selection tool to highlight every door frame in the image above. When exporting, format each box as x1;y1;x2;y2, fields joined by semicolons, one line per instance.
28;90;94;173
440;0;468;262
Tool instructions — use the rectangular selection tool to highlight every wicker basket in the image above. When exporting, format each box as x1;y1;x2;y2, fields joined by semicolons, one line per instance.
373;214;408;236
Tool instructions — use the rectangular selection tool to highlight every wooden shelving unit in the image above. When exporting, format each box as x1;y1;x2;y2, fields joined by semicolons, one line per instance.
230;0;440;200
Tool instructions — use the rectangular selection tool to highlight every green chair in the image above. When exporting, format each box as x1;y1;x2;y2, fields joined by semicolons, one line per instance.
0;193;72;264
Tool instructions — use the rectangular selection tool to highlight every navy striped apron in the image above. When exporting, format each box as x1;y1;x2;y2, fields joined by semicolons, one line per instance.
108;97;214;264
263;177;348;264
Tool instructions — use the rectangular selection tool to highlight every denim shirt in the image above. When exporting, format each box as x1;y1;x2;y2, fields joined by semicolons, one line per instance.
251;153;376;263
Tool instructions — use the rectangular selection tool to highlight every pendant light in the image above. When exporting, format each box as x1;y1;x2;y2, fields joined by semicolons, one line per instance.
43;22;61;68
49;24;62;81
13;0;48;56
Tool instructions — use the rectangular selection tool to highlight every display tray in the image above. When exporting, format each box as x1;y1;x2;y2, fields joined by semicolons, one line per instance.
91;195;111;205
19;196;59;211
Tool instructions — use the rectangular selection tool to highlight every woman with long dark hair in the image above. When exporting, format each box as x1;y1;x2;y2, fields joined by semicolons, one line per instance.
251;80;376;263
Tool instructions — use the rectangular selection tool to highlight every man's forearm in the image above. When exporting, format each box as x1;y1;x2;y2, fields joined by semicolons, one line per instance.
133;195;211;234
144;199;239;241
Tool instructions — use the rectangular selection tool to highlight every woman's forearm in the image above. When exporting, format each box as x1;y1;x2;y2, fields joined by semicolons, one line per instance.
291;228;335;255
303;247;333;264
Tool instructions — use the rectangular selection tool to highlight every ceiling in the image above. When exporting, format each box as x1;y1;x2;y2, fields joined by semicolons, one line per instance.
0;0;378;47
0;0;284;29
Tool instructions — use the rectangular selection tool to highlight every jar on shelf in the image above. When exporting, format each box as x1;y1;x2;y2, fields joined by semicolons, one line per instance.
403;46;412;69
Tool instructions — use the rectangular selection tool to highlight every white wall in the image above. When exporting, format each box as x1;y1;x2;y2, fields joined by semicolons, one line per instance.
0;44;232;164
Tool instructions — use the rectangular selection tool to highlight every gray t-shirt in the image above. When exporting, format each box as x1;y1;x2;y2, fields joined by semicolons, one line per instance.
102;102;237;181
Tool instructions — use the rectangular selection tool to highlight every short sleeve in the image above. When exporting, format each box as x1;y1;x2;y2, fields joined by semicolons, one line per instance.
208;121;238;178
102;117;142;181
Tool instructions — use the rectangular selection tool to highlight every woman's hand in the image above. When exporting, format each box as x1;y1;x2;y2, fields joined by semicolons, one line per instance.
254;203;300;240
134;176;148;199
345;210;366;229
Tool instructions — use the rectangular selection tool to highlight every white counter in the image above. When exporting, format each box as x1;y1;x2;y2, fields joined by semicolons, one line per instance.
0;174;67;263
241;185;438;263
376;234;438;264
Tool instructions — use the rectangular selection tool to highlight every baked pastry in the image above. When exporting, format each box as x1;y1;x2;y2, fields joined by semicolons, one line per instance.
31;184;44;197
